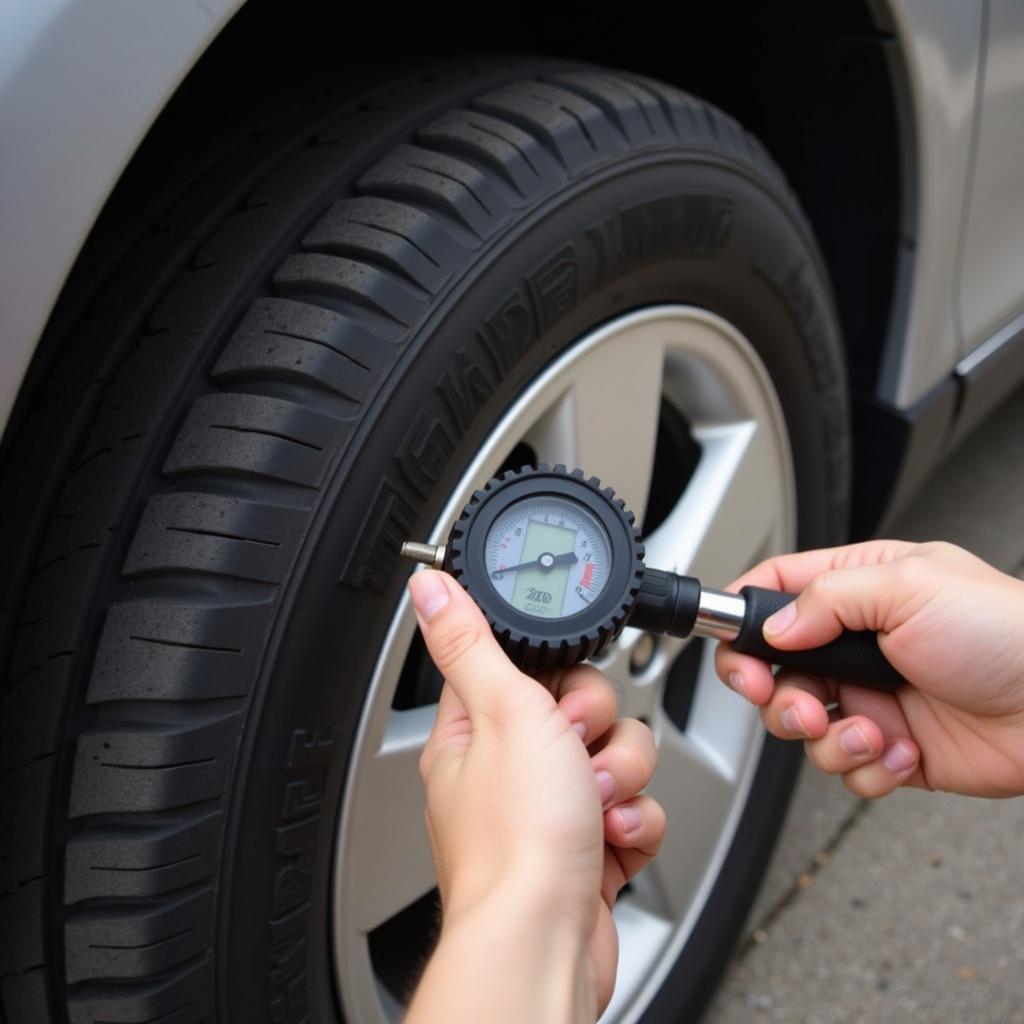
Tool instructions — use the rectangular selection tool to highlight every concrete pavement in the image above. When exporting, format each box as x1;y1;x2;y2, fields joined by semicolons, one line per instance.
706;389;1024;1023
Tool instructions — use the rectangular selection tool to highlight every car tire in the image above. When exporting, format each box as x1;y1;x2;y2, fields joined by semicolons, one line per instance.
0;59;848;1023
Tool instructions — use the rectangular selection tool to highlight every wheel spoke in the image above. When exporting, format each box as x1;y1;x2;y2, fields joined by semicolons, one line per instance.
592;626;666;723
524;322;665;526
640;720;738;920
601;899;674;1021
684;642;764;766
344;705;437;932
643;418;783;586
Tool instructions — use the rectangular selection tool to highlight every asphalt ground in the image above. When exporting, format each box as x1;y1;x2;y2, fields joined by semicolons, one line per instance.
706;389;1024;1023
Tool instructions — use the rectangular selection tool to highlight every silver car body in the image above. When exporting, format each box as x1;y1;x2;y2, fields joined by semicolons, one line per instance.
0;0;243;430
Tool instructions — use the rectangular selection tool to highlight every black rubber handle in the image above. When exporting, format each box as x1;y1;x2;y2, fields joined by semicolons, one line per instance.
733;586;905;691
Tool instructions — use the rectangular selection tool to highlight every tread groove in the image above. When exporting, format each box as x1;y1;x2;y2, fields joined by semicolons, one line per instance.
98;760;216;773
298;228;439;293
207;424;324;454
559;104;597;151
464;117;541;176
274;253;422;330
70;448;113;474
624;74;685;144
406;161;494;218
127;637;242;656
88;927;195;953
702;104;720;142
157;464;321;495
263;328;371;371
615;79;657;135
347;219;441;269
163;526;281;549
90;853;202;875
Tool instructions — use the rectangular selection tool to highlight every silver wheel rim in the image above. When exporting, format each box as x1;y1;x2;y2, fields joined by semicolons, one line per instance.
331;305;796;1022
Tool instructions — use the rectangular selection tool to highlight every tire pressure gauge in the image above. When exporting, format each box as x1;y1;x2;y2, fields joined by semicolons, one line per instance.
402;465;904;689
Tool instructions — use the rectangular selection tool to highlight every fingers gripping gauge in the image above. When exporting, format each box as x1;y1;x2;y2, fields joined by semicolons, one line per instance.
402;465;905;688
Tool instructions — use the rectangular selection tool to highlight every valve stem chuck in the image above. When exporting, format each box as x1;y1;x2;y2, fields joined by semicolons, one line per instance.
400;541;446;570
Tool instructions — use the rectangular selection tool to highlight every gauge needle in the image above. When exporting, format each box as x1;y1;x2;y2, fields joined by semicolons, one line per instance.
492;550;578;577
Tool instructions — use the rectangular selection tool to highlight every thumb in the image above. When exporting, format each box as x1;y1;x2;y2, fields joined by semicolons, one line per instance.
407;569;533;725
760;559;930;650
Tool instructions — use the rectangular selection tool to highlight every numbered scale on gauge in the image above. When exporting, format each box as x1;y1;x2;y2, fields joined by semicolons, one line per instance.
485;496;612;619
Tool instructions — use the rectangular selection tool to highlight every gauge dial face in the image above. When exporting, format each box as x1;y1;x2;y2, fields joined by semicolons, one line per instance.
484;495;612;620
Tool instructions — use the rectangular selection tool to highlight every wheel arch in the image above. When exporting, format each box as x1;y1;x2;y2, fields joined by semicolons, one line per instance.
1;0;911;504
0;0;246;447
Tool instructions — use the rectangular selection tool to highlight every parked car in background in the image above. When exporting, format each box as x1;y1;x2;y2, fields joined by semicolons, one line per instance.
2;2;1023;1021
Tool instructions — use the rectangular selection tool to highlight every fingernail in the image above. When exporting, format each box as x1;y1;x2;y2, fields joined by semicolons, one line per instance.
840;724;873;757
763;602;796;638
781;705;808;737
572;721;588;742
408;572;450;623
615;805;643;836
595;770;615;807
882;739;917;774
728;671;748;700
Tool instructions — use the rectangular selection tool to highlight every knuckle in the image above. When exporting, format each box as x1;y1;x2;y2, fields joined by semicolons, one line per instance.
891;559;918;590
842;771;888;800
748;555;776;580
595;675;620;720
647;796;667;833
431;621;484;674
808;570;840;603
919;540;958;561
841;772;867;797
574;666;618;721
476;703;508;735
417;746;431;783
640;800;668;856
546;666;568;697
624;747;651;785
807;746;838;775
601;689;619;724
893;554;932;591
639;723;659;770
715;643;737;671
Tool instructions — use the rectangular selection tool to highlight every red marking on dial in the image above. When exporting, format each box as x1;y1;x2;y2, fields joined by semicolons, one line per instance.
580;563;594;589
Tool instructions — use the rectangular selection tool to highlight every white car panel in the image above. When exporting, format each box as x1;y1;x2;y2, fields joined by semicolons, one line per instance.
879;0;982;405
958;1;1024;352
0;0;243;438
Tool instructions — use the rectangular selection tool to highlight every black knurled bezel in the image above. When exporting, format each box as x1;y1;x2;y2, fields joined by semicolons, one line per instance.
444;464;645;673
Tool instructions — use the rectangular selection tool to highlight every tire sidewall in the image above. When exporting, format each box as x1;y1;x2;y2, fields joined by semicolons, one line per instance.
219;153;847;1019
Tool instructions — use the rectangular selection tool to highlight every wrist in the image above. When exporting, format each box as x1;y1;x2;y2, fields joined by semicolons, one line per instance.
442;869;589;944
426;878;594;1024
441;850;596;934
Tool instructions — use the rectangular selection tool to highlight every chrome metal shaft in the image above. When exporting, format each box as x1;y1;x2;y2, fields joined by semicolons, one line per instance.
692;586;746;641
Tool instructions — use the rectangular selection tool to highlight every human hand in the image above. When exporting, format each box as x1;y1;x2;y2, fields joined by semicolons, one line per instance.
407;569;665;1021
715;541;1024;799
